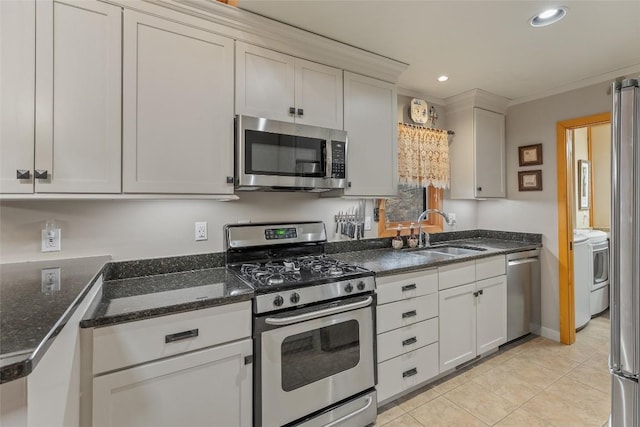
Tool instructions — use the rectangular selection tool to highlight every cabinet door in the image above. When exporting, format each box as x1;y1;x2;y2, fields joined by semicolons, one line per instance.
235;41;295;123
0;0;35;194
122;11;234;194
294;58;343;129
35;0;121;193
473;108;505;198
439;283;476;372
476;275;507;355
92;339;252;427
343;72;397;197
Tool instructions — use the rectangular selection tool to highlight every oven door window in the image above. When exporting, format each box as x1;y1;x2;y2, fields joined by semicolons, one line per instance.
245;130;326;177
281;320;360;392
593;249;609;283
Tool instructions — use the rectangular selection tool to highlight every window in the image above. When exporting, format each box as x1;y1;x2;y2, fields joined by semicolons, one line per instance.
377;184;444;237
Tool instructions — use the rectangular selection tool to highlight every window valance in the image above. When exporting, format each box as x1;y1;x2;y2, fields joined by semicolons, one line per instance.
397;123;450;189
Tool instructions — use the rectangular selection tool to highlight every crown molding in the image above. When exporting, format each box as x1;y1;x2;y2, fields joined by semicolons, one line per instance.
120;0;408;83
507;63;640;107
444;89;509;115
396;87;446;106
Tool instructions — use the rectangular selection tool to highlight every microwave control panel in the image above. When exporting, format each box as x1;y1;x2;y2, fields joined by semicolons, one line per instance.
331;141;346;179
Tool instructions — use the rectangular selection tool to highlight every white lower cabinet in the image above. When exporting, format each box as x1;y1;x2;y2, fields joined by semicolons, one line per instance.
375;270;439;403
92;339;252;427
377;343;439;403
438;255;507;373
88;302;252;427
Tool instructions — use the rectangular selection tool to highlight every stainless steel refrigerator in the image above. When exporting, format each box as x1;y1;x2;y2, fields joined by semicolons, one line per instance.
610;78;639;426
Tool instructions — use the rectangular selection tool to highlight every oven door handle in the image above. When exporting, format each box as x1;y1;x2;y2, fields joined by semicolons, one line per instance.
322;395;373;427
264;296;373;326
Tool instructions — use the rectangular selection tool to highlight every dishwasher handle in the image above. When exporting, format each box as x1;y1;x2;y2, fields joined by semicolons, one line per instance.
508;258;539;267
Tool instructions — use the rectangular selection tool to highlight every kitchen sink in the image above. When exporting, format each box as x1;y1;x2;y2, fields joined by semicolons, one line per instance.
404;245;486;257
427;245;486;256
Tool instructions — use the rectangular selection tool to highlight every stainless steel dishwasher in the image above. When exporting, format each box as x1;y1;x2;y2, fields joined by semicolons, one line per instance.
506;249;541;341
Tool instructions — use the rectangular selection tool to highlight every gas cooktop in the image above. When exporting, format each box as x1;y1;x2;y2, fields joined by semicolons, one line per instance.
228;254;372;293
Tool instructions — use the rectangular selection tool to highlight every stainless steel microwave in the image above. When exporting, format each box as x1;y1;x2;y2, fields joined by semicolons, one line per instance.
234;115;348;192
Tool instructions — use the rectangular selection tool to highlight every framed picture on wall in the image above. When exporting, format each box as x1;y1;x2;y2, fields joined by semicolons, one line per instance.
518;170;543;191
578;160;590;210
518;143;543;166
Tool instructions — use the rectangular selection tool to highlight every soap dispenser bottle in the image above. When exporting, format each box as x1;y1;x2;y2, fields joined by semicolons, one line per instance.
407;223;418;248
392;226;404;249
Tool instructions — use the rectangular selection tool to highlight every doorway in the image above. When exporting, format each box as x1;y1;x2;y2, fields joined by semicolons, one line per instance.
556;112;610;345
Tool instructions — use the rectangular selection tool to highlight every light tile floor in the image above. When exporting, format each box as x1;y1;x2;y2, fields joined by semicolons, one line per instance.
377;314;611;426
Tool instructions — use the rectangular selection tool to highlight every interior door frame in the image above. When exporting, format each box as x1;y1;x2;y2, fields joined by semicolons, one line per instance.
556;112;610;344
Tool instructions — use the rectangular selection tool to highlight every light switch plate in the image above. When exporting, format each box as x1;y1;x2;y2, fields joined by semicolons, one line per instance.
364;216;372;231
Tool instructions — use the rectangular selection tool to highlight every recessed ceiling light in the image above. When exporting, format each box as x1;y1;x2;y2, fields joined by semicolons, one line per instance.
437;75;449;82
529;6;568;27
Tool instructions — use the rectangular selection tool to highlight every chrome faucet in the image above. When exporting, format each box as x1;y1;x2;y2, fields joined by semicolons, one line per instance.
417;209;456;248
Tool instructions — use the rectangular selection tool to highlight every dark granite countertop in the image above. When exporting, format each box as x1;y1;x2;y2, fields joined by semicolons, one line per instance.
0;256;111;383
80;267;254;328
329;237;541;277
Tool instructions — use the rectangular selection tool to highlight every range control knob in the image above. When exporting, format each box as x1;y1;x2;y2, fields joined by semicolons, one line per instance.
290;292;300;304
273;295;284;307
357;281;366;291
344;283;353;293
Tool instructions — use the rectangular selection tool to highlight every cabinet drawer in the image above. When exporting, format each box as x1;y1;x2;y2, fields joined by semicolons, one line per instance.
376;269;438;305
376;294;437;334
377;318;438;363
475;255;506;281
93;302;251;374
377;343;439;403
438;260;475;290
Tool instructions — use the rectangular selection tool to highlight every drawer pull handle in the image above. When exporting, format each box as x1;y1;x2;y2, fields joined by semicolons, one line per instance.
402;284;417;291
165;329;199;343
402;337;417;346
402;368;418;378
402;310;417;319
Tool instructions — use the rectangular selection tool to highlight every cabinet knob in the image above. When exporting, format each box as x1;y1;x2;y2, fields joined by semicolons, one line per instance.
348;181;352;188
226;176;234;184
16;169;31;179
35;169;48;179
297;108;304;117
289;107;296;115
477;187;482;192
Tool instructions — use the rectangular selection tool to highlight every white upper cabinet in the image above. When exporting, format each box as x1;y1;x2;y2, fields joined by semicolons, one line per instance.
343;72;397;197
473;108;506;198
35;0;122;193
235;41;343;129
447;91;507;199
1;0;122;194
122;11;234;194
0;0;35;194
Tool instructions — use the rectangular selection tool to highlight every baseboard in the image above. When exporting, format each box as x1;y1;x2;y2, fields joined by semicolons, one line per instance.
540;326;560;342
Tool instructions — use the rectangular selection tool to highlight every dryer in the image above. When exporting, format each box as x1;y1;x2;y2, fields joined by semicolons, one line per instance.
573;231;591;329
582;230;610;316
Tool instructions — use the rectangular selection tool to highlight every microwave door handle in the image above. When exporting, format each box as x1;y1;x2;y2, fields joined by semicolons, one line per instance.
324;140;331;178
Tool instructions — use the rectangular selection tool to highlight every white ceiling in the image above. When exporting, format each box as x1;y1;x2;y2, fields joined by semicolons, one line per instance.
237;1;640;104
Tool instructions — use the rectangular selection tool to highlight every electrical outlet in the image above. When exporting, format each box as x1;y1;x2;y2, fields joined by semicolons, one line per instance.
448;213;456;225
195;222;208;241
41;228;61;252
364;216;372;231
41;268;61;294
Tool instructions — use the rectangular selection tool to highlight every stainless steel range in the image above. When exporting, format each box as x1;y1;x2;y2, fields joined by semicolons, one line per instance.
224;221;377;427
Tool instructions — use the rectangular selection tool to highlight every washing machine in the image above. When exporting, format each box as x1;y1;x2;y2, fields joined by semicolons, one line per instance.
573;231;591;329
582;230;610;316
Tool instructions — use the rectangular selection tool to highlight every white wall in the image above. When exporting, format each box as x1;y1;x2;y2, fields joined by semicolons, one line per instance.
477;81;612;340
0;194;376;263
574;127;590;229
591;123;611;230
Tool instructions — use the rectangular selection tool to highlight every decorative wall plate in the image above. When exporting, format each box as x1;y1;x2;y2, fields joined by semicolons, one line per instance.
410;98;429;124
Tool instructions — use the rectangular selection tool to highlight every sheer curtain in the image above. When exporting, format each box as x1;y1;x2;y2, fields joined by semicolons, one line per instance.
397;124;450;189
